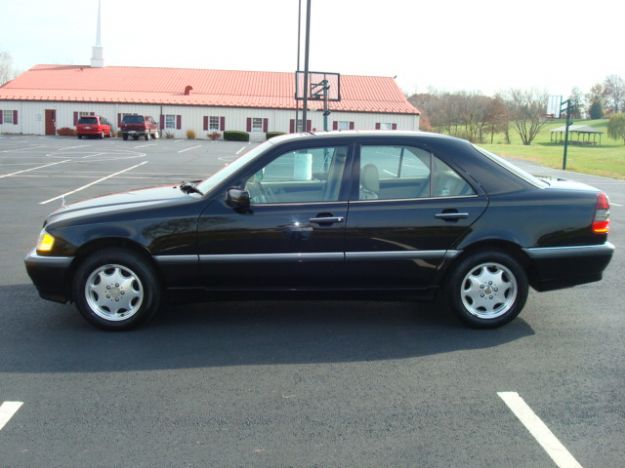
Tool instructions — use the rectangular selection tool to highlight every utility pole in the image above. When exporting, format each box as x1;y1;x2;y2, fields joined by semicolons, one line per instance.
301;0;311;132
295;0;301;131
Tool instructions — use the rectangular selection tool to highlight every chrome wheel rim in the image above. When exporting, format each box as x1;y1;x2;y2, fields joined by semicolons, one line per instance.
84;264;143;321
460;262;517;319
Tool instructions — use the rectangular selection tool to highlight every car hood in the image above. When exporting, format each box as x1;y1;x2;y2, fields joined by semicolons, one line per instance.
46;184;194;225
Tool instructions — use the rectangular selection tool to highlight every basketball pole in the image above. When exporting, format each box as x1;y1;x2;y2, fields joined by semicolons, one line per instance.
302;0;311;132
295;0;301;132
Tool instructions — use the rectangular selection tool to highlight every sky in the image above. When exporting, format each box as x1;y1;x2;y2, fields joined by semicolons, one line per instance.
1;0;624;97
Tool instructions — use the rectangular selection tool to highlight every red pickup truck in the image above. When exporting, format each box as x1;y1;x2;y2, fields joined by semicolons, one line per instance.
120;114;159;141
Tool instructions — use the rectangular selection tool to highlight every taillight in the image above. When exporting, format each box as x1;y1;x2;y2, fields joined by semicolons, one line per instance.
592;192;610;234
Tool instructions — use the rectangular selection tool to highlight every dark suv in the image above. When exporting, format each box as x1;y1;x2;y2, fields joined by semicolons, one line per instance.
120;114;159;141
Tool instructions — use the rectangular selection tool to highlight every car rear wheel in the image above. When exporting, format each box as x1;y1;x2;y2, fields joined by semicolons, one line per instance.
73;248;161;330
447;250;528;328
122;134;128;141
77;135;82;139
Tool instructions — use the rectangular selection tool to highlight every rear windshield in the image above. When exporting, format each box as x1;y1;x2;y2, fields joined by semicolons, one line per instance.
473;145;548;188
122;115;145;123
78;117;97;124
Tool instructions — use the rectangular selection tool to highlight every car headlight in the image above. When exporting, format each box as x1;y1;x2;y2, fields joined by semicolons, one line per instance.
36;230;55;253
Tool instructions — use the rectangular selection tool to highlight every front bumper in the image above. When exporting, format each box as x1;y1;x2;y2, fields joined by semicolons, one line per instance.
24;249;73;303
524;242;615;291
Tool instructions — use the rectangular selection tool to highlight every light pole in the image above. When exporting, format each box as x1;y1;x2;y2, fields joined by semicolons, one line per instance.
301;0;311;132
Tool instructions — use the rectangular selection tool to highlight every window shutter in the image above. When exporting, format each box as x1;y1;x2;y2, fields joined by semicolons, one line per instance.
392;123;397;130
176;115;181;130
117;113;121;127
306;119;312;132
0;111;3;124
332;121;338;130
349;121;355;130
375;122;381;130
262;118;268;132
13;110;18;125
160;115;165;130
289;119;295;133
203;116;208;131
246;118;252;132
220;116;225;131
73;112;78;126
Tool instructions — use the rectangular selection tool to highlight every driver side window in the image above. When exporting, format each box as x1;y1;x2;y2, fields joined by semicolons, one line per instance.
244;146;348;205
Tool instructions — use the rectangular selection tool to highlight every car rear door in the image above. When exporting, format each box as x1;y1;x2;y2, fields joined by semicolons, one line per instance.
197;143;352;290
344;142;488;290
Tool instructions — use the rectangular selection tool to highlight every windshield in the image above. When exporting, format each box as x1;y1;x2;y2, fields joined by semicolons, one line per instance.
196;140;276;194
78;117;97;124
473;145;548;188
123;115;144;123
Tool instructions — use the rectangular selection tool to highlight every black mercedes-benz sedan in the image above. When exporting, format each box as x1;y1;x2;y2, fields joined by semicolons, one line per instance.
25;131;614;330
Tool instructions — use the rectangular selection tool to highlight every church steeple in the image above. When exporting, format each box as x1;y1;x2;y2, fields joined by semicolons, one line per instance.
90;0;104;68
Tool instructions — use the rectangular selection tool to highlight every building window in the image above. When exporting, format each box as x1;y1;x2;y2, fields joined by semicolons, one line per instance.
165;114;177;129
252;118;263;132
338;121;351;130
3;110;15;124
380;122;394;130
209;116;220;131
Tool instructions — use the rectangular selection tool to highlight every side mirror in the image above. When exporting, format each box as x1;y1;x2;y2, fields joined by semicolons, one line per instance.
227;187;251;210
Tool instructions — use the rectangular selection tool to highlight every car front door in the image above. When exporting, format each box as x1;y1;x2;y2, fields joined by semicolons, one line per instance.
344;143;488;291
197;143;352;290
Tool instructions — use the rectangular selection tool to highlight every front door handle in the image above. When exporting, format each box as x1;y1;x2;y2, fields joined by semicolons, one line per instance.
435;212;469;221
309;216;344;225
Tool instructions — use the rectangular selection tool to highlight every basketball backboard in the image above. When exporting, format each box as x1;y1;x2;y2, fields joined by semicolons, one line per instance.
295;71;341;101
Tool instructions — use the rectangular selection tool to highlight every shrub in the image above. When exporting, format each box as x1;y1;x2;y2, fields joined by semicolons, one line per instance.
223;130;250;142
266;131;286;140
186;129;196;139
607;113;625;145
57;127;76;136
164;131;175;139
208;131;221;141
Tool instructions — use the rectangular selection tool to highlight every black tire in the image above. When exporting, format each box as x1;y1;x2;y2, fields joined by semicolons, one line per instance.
133;135;139;140
122;134;128;141
72;248;161;330
447;250;528;328
99;132;104;139
77;135;82;139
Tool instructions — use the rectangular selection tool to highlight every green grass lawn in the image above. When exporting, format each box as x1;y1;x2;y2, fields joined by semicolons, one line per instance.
473;119;625;179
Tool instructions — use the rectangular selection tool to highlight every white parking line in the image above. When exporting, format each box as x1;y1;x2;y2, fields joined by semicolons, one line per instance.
177;145;202;154
611;202;623;207
0;159;71;179
235;145;248;155
39;161;148;205
0;401;23;431
134;143;157;149
58;144;92;151
498;392;582;468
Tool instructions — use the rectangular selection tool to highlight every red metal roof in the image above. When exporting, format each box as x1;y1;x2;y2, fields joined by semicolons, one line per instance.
0;64;419;115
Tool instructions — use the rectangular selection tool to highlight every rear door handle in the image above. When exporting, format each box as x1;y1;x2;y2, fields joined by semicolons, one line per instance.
309;216;344;225
435;212;469;220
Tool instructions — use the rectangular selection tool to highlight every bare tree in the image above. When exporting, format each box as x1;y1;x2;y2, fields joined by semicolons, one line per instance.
508;90;548;145
486;95;510;143
603;75;625;114
0;50;17;86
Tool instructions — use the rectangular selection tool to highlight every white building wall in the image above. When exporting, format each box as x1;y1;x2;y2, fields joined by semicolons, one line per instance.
1;101;419;138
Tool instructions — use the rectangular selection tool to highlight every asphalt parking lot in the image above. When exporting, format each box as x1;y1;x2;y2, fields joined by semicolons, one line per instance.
0;135;624;467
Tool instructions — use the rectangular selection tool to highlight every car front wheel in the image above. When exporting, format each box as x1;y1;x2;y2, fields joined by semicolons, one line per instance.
73;248;161;330
447;251;528;328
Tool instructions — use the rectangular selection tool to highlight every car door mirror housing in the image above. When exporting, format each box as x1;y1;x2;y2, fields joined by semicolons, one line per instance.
227;188;251;210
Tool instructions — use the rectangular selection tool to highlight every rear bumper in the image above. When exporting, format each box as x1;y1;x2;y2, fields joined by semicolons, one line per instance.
24;249;73;303
524;242;615;291
77;128;104;135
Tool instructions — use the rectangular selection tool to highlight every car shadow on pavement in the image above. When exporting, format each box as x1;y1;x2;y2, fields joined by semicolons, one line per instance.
0;284;534;373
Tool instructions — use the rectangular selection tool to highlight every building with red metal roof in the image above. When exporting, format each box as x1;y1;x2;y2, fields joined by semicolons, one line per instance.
0;64;420;138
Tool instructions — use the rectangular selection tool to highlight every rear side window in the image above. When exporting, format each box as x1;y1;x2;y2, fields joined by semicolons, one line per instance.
78;117;97;124
122;115;145;123
358;145;475;200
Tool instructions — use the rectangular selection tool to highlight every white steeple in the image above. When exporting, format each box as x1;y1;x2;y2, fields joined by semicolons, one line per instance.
91;0;104;68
